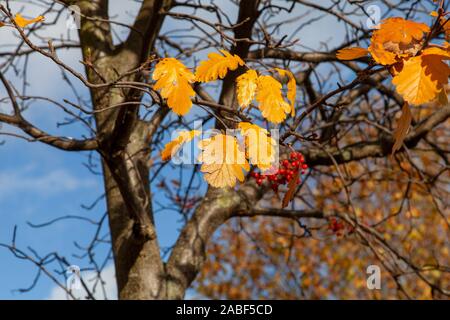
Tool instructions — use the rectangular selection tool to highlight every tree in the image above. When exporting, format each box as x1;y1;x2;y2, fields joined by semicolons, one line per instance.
0;0;448;300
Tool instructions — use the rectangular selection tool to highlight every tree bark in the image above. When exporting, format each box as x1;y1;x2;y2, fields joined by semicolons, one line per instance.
76;0;265;300
76;0;175;299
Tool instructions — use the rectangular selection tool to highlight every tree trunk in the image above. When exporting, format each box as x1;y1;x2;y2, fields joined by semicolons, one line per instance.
100;125;170;299
76;0;175;299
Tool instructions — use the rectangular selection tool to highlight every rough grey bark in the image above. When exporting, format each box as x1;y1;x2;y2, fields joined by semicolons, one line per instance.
76;0;174;299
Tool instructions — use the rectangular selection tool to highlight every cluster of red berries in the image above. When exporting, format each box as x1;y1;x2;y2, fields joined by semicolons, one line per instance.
328;217;355;236
328;217;345;235
250;152;308;192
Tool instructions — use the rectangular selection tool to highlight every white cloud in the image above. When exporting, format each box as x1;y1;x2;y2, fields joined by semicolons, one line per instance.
47;263;117;300
0;166;97;199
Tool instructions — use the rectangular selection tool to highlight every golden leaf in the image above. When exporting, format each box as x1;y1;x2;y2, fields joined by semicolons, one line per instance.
336;47;369;60
152;58;196;115
368;17;429;65
14;14;44;28
391;103;412;155
440;17;450;41
236;69;259;108
238;122;276;171
368;34;398;65
256;75;291;123
421;46;450;59
195;50;245;82
198;134;249;188
392;53;450;105
374;17;429;44
161;130;200;161
276;68;297;116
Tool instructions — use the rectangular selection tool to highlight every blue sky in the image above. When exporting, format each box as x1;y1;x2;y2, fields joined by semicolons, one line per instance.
1;0;431;299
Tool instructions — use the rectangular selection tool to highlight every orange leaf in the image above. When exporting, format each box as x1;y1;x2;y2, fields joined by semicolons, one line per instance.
161;130;200;161
282;170;300;208
368;34;398;65
391;103;412;155
14;14;44;28
392;53;450;105
421;46;450;59
336;47;368;60
440;17;450;41
195;50;244;82
368;17;430;65
437;88;448;106
374;17;429;44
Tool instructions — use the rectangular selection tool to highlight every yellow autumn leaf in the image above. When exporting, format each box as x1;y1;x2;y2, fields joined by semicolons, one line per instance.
368;33;398;65
368;17;430;65
236;69;258;108
14;14;45;28
392;53;450;105
256;75;291;123
238;122;276;171
440;17;450;41
198;134;249;188
421;46;450;59
152;58;196;115
374;17;430;44
336;47;369;60
276;68;297;116
161;130;200;161
195;50;245;82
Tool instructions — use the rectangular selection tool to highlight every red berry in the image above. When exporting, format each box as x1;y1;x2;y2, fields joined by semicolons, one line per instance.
282;159;289;167
256;178;263;185
302;164;308;170
290;152;297;160
279;169;286;175
291;161;299;168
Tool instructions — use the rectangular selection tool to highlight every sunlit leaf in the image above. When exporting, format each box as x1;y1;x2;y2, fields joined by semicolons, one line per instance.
198;134;249;188
195;50;244;82
14;13;44;28
238;122;276;171
161;130;200;161
256;75;291;123
236;69;259;108
152;58;196;115
336;47;369;60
